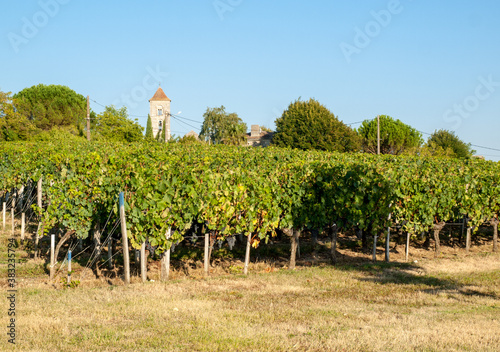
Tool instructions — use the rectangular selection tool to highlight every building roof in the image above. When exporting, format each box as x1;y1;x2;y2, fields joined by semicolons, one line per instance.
246;131;274;141
149;87;171;102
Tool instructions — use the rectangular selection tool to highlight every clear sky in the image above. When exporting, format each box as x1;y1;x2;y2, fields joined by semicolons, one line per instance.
1;0;499;159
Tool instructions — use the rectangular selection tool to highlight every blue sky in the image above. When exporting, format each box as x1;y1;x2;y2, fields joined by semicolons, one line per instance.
1;0;499;159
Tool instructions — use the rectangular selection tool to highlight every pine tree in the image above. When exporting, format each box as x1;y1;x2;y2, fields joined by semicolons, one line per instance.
145;114;153;140
358;115;422;155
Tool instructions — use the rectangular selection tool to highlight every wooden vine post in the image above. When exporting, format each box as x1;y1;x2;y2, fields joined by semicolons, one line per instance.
2;201;5;230
49;234;55;280
385;226;391;263
119;192;130;284
19;186;24;213
160;228;171;281
405;232;410;262
140;242;147;283
21;212;25;240
161;247;171;281
67;250;72;285
204;230;210;277
11;198;15;236
243;233;251;275
466;226;472;253
373;234;378;261
37;177;42;209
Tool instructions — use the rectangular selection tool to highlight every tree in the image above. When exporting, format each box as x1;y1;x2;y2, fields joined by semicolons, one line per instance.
0;90;35;141
145;114;154;140
358;115;422;155
31;126;85;143
175;134;201;145
93;105;144;143
223;118;247;145
200;106;247;145
14;84;89;135
272;98;360;152
425;129;475;158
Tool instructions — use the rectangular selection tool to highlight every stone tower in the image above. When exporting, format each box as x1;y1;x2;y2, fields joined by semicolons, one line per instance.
149;86;171;141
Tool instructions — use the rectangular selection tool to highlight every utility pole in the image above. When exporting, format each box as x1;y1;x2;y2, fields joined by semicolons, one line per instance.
377;115;380;155
86;95;91;141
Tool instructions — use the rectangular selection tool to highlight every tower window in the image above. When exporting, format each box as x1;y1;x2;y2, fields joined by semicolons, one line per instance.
159;120;163;130
158;108;163;116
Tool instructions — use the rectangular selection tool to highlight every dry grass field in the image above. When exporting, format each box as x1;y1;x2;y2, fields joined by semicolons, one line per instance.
0;224;499;351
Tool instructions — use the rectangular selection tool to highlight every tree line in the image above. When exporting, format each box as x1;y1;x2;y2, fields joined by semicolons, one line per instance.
0;84;144;143
0;84;475;159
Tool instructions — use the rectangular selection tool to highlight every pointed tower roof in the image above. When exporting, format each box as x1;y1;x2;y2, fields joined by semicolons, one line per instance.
149;87;171;102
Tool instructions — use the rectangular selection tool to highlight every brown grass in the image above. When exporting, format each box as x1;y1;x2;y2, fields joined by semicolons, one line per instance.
0;224;499;351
